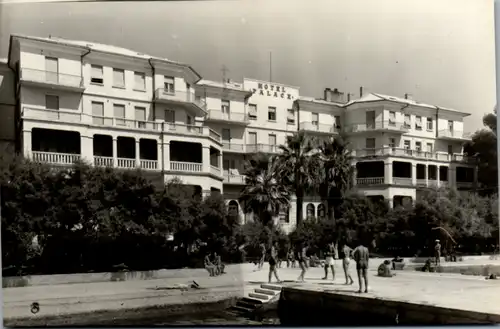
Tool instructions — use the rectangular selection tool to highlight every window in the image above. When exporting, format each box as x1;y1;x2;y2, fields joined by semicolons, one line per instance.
448;120;454;131
427;143;433;153
287;109;295;124
165;109;175;123
269;134;277;147
334;115;341;129
248;132;257;145
90;65;103;84
45;95;59;110
164;76;175;93
134;72;145;91
448;144;453;154
222;128;231;142
113;69;125;88
92;101;104;125
135;106;146;129
426;117;433;131
404;114;411;128
389;111;396;125
365;138;375;149
389;138;396;150
221;100;230;114
403;140;411;155
312;113;319;126
248;104;257;120
113;104;126;126
268;107;276;121
415;141;422;152
415;116;422;130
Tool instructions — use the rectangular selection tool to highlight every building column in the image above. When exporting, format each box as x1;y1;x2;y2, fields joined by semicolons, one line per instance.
352;163;358;187
202;145;210;172
384;159;393;184
157;140;163;171
80;135;93;164
112;137;118;167
424;165;428;186
163;141;170;171
449;166;456;187
436;166;441;188
218;152;223;169
135;139;141;168
23;129;32;159
411;164;417;185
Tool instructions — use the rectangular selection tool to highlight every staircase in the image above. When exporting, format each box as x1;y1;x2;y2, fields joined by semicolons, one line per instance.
229;283;283;315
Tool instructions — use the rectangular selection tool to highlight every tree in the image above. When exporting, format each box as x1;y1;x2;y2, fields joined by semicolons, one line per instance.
239;153;291;226
275;131;322;227
464;109;498;195
315;135;354;221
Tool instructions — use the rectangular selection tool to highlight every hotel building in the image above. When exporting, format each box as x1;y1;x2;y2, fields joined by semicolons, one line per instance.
0;35;477;232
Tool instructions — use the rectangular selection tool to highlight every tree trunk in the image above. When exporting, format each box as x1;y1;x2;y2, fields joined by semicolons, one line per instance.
296;189;304;227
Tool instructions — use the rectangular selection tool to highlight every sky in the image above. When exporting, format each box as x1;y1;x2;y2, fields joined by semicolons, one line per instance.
0;0;496;132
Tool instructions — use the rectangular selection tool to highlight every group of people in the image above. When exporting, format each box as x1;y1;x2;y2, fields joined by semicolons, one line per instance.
203;251;225;277
259;240;370;293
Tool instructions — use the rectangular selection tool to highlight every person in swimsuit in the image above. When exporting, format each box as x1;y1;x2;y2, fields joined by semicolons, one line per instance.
268;241;282;283
322;242;336;280
259;243;266;270
204;252;216;277
434;239;441;267
353;242;369;293
296;243;309;282
340;244;354;285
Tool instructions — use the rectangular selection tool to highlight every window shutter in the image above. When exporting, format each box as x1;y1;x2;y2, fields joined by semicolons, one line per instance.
92;102;104;116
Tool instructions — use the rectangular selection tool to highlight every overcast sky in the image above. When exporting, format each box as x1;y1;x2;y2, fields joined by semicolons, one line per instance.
0;0;496;132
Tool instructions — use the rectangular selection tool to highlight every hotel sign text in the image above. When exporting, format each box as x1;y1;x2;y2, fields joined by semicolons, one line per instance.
251;83;295;100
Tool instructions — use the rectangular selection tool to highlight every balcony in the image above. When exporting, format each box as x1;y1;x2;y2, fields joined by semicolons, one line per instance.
352;147;474;163
222;142;246;153
32;151;81;165
346;121;408;134
437;129;472;141
224;174;246;185
299;122;340;135
92;115;162;131
356;177;384;186
22;107;84;123
170;161;203;172
205;110;250;126
20;68;84;92
164;123;221;143
154;89;207;116
246;144;280;154
392;177;413;186
210;165;221;176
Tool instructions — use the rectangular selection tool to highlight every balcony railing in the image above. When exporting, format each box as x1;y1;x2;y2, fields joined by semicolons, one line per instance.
224;174;246;184
246;144;280;153
92;116;162;131
299;122;340;134
346;121;407;133
32;151;81;165
210;165;221;176
94;156;114;167
20;68;84;89
393;177;412;185
222;142;246;152
456;181;474;188
22;107;84;123
141;160;158;170
356;177;384;185
206;110;249;123
438;129;472;140
416;179;427;187
170;161;203;172
352;147;474;162
154;89;207;110
117;158;136;169
165;123;221;142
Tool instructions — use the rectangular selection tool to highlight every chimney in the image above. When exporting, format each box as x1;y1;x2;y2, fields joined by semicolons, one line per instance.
330;88;345;103
360;86;364;98
324;88;332;102
404;93;413;100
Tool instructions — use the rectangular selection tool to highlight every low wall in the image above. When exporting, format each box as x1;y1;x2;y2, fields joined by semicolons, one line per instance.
278;287;500;325
2;263;255;288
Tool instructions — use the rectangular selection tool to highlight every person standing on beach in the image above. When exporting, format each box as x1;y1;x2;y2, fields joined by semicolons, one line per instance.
353;242;369;293
268;241;282;283
434;239;441;267
258;243;266;270
296;243;309;282
340;243;354;285
322;242;336;280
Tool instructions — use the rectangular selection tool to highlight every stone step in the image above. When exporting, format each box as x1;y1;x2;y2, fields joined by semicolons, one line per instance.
230;305;255;314
249;292;270;301
241;296;264;305
236;300;260;310
254;288;278;296
260;283;283;291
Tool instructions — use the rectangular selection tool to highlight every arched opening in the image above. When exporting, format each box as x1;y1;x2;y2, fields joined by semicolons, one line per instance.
306;203;315;218
317;204;326;219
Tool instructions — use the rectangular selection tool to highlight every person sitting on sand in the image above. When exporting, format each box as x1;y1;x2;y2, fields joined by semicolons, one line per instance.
378;260;395;277
204;252;216;276
213;252;225;275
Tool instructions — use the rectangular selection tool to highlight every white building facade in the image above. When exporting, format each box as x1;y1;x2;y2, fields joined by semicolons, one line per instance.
2;35;478;233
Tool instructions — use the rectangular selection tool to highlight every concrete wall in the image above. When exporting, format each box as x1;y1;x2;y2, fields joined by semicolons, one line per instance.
0;60;16;144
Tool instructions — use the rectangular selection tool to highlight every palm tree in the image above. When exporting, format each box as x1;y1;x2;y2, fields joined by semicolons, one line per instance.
275;132;322;227
239;153;291;227
315;136;354;221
